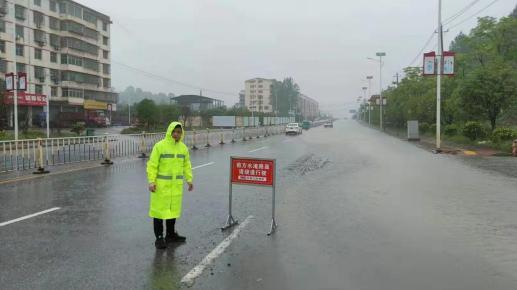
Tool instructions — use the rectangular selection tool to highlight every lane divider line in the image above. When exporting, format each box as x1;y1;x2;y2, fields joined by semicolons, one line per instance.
192;162;215;170
181;215;254;287
0;207;61;227
248;146;268;153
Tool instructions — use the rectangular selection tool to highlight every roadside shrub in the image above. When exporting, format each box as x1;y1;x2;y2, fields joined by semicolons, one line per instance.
419;122;430;134
490;127;517;143
463;121;487;141
121;127;144;135
71;123;85;136
444;124;460;136
429;124;437;135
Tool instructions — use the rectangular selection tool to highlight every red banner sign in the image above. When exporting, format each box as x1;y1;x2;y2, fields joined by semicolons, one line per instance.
231;157;275;186
3;92;48;107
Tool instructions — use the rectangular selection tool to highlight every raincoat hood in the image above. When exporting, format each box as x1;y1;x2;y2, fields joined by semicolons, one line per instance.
165;121;184;143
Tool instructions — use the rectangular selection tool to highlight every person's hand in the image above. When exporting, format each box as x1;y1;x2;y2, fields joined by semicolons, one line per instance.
149;183;156;192
187;182;194;192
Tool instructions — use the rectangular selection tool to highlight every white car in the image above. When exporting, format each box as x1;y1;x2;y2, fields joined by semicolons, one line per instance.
285;123;302;135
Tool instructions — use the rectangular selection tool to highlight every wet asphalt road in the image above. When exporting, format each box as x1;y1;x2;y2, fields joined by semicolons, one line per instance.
2;120;517;290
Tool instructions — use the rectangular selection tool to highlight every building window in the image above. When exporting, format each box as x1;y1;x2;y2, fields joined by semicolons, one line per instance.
16;63;26;72
34;0;41;7
61;54;83;66
49;17;60;30
103;78;110;88
50;0;57;12
16;44;24;56
35;84;43;94
59;2;66;13
258;85;263;88
49;34;59;47
0;59;6;73
15;25;24;39
103;63;110;74
62;88;83;98
69;4;82;18
35;48;42;60
50;69;59;83
103;50;109;59
34;30;46;45
51;86;58;97
264;106;269;110
258;90;263;93
0;21;5;33
33;11;45;27
103;36;109;46
102;21;108;31
34;66;45;80
83;10;97;24
0;40;5;53
15;5;26;20
50;52;57;63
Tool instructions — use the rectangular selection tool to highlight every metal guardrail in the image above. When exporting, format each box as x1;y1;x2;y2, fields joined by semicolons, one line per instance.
0;126;285;174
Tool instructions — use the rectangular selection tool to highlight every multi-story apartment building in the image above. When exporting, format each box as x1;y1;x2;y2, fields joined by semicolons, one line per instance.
0;0;116;127
244;78;274;113
297;93;319;120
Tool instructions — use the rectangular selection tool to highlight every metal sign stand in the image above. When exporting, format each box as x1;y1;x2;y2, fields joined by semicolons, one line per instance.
221;168;239;230
267;165;278;236
222;157;278;235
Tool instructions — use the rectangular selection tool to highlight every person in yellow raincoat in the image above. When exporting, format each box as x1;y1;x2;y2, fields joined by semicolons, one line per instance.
147;121;193;249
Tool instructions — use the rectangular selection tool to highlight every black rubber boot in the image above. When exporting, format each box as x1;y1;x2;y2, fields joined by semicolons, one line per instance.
166;232;186;243
155;237;167;249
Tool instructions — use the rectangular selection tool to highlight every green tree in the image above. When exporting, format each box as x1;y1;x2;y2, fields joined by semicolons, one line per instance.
455;61;517;130
272;77;300;115
136;98;158;129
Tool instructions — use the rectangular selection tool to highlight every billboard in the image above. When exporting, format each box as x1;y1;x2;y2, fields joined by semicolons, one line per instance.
213;116;236;127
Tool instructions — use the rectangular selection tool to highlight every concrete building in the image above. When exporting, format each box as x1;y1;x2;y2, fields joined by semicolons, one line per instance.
297;93;319;120
0;0;116;127
171;95;224;112
244;78;274;113
237;89;245;108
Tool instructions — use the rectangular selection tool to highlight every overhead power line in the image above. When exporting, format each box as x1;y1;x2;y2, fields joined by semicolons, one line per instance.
443;0;482;25
406;31;436;68
446;0;501;30
112;61;237;97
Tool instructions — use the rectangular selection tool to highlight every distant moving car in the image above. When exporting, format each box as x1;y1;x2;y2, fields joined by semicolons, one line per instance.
302;120;312;130
285;123;303;135
324;121;333;128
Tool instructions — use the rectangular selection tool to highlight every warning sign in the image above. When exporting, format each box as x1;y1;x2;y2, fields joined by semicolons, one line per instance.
231;157;275;186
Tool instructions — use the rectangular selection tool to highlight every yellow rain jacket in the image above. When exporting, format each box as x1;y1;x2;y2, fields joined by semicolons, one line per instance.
147;122;193;219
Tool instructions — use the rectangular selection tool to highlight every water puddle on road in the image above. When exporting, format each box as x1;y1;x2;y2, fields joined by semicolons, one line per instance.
286;153;330;176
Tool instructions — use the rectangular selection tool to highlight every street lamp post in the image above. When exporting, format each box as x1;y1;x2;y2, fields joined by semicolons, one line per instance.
366;76;373;125
376;52;386;130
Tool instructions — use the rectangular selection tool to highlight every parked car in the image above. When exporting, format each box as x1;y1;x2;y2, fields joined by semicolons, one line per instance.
285;123;302;135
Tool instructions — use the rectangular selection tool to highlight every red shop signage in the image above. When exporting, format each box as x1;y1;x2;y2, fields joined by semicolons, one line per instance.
3;92;48;107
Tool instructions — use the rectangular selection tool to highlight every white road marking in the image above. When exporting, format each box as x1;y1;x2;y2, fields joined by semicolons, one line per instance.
192;162;215;170
0;207;61;227
248;146;268;153
181;215;254;287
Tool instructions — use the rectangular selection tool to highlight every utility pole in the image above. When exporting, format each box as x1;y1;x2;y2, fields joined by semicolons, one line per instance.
367;76;373;125
436;0;443;151
128;102;131;126
376;52;386;130
11;3;19;140
394;73;400;86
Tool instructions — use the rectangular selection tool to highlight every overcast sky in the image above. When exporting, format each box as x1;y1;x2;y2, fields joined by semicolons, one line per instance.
81;0;516;115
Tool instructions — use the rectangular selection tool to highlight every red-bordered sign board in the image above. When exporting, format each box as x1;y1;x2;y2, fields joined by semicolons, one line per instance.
231;157;275;186
3;92;48;106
